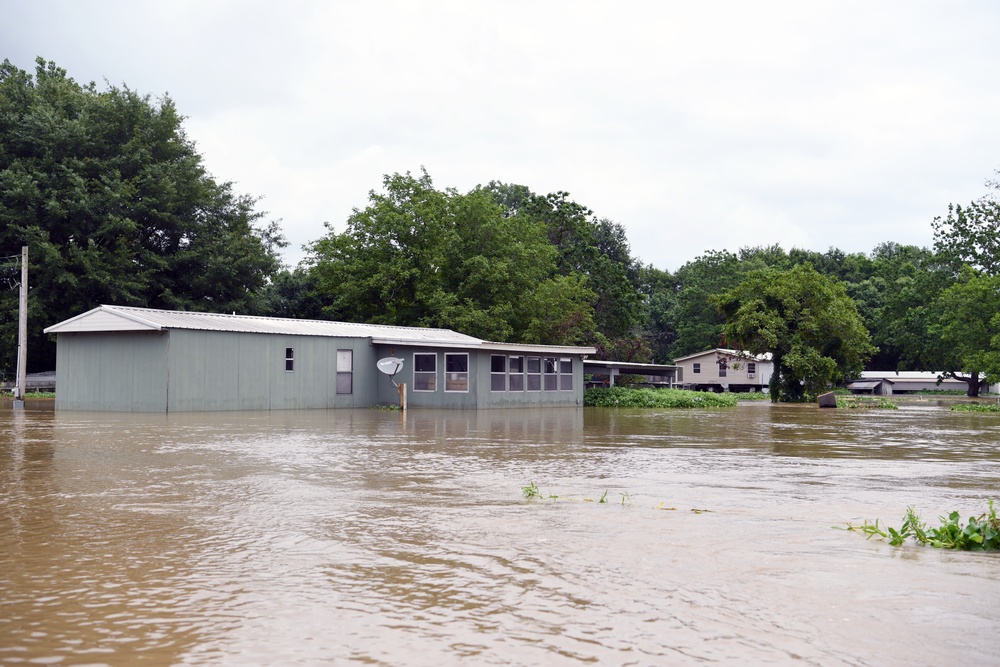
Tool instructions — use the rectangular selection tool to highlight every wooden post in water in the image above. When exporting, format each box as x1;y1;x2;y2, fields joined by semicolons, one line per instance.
397;383;407;412
14;246;27;409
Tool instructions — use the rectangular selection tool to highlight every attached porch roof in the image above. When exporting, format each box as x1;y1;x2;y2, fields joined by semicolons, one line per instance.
583;360;679;378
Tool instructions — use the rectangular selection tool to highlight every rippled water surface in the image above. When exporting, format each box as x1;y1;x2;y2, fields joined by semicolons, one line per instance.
2;402;999;666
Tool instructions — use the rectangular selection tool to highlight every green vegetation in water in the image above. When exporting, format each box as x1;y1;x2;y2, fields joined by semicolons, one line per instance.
951;402;1000;413
835;396;899;410
524;484;700;511
584;387;737;408
728;391;771;401
846;501;1000;551
369;403;401;411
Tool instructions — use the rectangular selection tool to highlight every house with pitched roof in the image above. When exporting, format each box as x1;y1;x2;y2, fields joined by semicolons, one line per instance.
673;348;773;392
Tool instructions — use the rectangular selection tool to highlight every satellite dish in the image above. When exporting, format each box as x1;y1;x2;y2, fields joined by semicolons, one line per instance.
377;357;404;377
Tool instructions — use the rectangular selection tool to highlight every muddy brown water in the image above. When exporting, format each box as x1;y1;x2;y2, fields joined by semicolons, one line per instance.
2;402;999;666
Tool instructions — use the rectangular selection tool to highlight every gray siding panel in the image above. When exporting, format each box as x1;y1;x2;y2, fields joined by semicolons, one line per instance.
55;332;167;411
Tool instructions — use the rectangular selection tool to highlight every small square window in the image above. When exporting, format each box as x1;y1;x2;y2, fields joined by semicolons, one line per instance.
693;363;700;374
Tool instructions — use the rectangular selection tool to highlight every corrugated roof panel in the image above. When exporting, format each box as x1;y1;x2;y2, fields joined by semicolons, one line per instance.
45;305;485;346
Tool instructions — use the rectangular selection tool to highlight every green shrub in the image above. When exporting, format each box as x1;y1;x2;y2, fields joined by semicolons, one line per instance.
584;387;738;408
951;402;1000;413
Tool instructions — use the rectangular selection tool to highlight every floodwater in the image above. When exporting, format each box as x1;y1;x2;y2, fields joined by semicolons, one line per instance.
2;401;999;666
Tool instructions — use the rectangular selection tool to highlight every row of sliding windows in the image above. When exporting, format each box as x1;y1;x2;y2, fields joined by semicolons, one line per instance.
490;355;573;392
414;353;468;392
410;353;574;393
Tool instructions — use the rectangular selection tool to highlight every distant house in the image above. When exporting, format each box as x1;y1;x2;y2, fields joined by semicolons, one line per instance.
673;348;773;392
845;371;996;395
44;305;596;412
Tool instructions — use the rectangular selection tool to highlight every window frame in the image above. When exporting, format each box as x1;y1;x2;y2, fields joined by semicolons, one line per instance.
444;352;469;393
490;355;506;392
526;356;542;392
285;347;295;372
559;357;573;391
693;362;701;374
413;353;437;392
508;356;524;392
543;357;558;391
336;349;353;394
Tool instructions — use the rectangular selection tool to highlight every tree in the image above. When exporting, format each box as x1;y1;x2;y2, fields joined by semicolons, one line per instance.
715;264;876;402
932;173;1000;275
306;170;598;345
519;191;644;344
928;268;1000;396
0;58;285;372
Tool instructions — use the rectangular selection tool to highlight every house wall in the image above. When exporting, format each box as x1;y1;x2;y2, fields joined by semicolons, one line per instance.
166;330;379;411
54;331;169;411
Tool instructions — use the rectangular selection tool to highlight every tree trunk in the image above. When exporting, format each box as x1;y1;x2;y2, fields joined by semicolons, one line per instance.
967;371;981;398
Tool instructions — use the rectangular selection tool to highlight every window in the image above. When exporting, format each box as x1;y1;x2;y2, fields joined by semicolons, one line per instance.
544;357;558;391
747;362;756;376
285;347;294;372
559;358;573;391
718;361;727;378
526;357;542;391
414;353;437;392
336;349;353;394
693;362;700;374
491;355;506;392
509;356;524;392
445;353;469;392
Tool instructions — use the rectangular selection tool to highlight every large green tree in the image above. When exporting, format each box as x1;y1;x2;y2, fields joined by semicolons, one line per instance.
306;170;598;345
715;264;876;402
0;58;285;372
926;268;1000;396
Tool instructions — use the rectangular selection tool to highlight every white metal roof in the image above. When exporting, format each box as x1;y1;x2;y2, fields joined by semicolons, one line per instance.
44;305;597;354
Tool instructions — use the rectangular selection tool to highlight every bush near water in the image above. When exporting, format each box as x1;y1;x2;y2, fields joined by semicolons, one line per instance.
584;387;738;408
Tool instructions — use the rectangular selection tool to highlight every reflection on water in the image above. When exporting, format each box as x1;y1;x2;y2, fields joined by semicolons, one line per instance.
2;404;999;665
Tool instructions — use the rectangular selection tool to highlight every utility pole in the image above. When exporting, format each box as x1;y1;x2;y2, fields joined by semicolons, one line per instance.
14;245;27;409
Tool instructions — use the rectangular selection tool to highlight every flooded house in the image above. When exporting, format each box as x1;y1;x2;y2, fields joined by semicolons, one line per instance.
673;348;773;393
43;305;596;412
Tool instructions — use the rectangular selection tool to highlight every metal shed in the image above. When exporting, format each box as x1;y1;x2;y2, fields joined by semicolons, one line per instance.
44;306;596;412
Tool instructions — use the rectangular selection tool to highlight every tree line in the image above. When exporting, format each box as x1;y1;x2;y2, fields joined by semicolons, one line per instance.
2;59;999;398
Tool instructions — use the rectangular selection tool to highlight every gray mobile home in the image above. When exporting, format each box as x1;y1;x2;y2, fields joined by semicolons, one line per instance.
44;305;595;412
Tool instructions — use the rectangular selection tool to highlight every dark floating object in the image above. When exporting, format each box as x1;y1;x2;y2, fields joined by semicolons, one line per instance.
817;391;837;408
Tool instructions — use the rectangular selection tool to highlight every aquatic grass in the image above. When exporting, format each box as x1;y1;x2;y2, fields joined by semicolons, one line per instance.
846;501;1000;551
728;391;771;401
835;396;899;410
525;484;710;513
584;387;738;408
951;402;1000;413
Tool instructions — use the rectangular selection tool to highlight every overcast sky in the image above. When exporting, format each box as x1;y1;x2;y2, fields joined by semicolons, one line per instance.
5;1;1000;271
